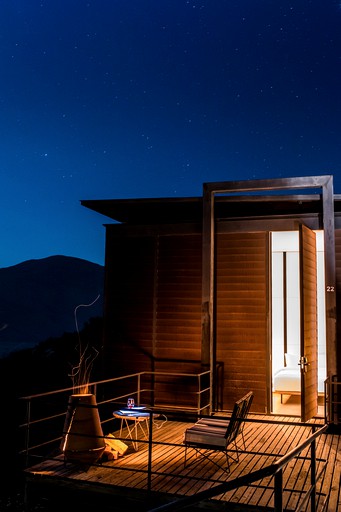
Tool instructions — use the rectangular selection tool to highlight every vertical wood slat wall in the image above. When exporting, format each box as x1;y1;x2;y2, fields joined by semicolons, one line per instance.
215;232;269;412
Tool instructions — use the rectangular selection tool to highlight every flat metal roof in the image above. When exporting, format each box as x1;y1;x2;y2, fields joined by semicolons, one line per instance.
81;193;341;225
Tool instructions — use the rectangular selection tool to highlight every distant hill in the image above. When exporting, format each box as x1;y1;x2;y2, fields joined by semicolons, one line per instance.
0;255;104;358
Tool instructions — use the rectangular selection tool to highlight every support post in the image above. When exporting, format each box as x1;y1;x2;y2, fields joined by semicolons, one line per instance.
201;184;214;414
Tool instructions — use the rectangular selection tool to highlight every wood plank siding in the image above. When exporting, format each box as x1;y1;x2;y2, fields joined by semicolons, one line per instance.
215;233;269;413
154;234;202;407
103;223;341;417
103;228;270;413
155;234;202;363
335;229;341;378
104;235;156;376
103;230;203;407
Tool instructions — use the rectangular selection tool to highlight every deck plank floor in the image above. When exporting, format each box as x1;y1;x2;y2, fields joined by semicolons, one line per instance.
24;414;341;511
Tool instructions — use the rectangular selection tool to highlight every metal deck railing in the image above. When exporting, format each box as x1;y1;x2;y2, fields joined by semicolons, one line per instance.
19;369;211;465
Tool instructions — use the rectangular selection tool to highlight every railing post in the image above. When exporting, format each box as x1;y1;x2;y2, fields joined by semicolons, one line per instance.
137;374;141;405
24;399;31;468
197;374;201;414
274;470;283;511
147;410;153;492
310;427;317;512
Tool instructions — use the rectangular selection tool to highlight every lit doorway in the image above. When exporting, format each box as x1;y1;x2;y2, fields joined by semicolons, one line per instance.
271;231;326;416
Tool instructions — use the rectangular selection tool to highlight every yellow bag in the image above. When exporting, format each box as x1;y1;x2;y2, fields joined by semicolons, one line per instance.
105;433;128;455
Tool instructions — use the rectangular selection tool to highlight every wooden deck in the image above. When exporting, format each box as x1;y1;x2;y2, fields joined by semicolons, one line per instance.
24;414;341;511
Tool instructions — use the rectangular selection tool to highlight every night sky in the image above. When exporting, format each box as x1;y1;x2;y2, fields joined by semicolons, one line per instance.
1;1;341;268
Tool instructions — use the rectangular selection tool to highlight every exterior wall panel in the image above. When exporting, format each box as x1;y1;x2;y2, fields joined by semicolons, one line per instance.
335;230;341;378
215;232;269;413
103;235;156;378
103;230;203;407
153;234;202;407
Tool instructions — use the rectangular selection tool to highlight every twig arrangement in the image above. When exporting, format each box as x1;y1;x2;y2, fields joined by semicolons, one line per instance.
69;294;100;394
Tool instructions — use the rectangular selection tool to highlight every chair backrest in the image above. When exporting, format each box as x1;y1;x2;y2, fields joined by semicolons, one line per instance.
240;391;254;422
224;391;253;443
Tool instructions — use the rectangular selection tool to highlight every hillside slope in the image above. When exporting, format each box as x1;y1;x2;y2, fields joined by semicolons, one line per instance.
0;255;104;357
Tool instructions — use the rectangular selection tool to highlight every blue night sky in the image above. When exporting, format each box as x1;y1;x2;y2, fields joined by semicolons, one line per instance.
1;1;341;268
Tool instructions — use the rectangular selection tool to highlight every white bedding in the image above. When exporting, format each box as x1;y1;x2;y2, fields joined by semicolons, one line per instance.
273;367;300;392
273;366;326;394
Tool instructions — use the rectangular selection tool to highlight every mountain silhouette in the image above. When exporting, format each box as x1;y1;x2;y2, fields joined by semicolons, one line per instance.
0;255;104;358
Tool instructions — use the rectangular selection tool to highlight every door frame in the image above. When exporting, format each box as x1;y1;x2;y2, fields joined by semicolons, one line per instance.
201;175;336;417
270;228;325;420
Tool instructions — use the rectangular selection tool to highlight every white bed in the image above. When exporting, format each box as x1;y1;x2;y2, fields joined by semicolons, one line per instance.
273;353;326;400
273;367;301;394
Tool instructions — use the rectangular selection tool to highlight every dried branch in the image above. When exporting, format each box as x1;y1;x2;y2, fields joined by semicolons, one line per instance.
69;294;101;394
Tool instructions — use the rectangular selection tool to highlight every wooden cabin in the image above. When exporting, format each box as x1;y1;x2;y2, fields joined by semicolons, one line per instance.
82;175;341;426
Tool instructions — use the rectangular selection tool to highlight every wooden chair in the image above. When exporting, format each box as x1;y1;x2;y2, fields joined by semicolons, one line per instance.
196;391;253;450
183;391;253;473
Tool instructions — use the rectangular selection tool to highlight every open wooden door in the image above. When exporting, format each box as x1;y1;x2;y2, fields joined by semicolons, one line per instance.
299;224;318;422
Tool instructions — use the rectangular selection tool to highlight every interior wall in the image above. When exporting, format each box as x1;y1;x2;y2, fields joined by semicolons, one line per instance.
271;231;326;382
272;232;300;373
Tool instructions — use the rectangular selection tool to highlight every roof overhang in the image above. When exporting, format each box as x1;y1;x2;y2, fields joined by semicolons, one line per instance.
81;193;341;225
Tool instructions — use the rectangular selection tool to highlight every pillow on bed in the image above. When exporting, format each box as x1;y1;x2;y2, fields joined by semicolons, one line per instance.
285;353;298;368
